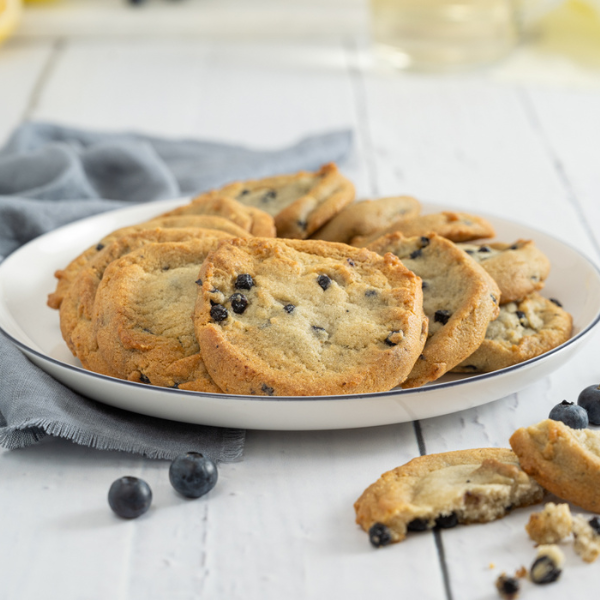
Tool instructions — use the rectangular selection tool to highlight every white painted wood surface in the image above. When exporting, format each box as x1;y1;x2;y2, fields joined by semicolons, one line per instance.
2;4;600;598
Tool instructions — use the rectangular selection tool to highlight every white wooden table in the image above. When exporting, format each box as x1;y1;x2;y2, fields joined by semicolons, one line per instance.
2;2;600;599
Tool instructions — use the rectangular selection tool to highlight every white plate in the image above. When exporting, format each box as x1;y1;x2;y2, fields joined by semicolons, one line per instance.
1;199;600;430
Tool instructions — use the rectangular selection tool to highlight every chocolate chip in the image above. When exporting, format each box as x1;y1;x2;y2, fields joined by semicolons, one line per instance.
550;298;563;307
261;383;274;396
210;304;228;322
407;518;429;532
409;248;422;259
139;374;150;385
589;516;600;535
195;278;202;286
365;289;378;297
235;274;254;290
347;258;355;267
283;304;295;313
478;245;491;253
230;293;248;314
435;513;458;529
434;310;451;325
96;243;105;251
317;274;331;290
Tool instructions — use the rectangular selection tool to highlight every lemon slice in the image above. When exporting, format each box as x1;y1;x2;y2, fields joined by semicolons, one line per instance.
0;0;21;45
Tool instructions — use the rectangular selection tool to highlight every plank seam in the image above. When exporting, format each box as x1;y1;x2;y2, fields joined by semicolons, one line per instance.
413;421;454;600
517;87;600;260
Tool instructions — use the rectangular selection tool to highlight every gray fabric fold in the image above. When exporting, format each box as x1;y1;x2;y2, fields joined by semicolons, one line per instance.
0;122;353;459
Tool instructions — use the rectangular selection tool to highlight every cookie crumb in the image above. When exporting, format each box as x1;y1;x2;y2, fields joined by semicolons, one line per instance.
572;514;600;563
515;566;527;579
526;502;572;545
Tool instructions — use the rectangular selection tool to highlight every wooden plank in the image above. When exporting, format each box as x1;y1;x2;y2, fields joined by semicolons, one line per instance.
356;48;600;598
0;39;55;145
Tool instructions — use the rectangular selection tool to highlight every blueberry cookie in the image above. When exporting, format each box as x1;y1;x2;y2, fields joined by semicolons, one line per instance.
452;293;572;373
351;211;495;247
354;448;544;545
310;196;420;244
47;214;251;310
88;239;224;392
62;227;231;360
161;195;276;237
510;419;600;513
367;233;500;388
458;240;551;304
215;163;355;239
193;237;428;396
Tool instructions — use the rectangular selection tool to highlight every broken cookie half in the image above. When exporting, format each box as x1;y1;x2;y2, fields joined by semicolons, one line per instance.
354;448;544;546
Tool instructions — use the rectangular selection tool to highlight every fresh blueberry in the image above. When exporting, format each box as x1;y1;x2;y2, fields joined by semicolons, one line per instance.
169;452;218;499
577;384;600;425
549;400;589;429
530;555;561;584
108;476;152;519
368;522;392;548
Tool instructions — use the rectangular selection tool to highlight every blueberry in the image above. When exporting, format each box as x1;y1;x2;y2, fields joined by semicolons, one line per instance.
550;298;563;307
530;555;561;584
108;476;152;519
283;304;295;313
435;512;458;529
368;522;392;548
409;248;422;259
407;518;429;532
235;274;254;290
384;331;401;346
169;452;218;499
210;304;228;322
549;400;589;429
434;310;451;325
589;516;600;535
230;293;248;314
478;245;491;253
577;384;600;425
317;274;331;290
96;243;105;251
496;574;520;600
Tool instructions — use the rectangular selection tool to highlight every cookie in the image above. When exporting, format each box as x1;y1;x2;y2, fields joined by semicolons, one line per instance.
354;448;544;545
452;293;572;373
214;163;355;240
193;237;428;396
310;196;420;244
61;227;231;358
88;239;224;392
367;233;500;388
525;502;573;545
47;214;250;310
161;195;276;237
351;211;495;247
510;419;600;513
458;240;551;304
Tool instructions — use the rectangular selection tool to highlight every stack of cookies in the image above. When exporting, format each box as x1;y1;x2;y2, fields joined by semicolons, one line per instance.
48;163;573;396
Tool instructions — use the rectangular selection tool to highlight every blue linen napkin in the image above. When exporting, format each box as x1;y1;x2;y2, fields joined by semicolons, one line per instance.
0;122;353;460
